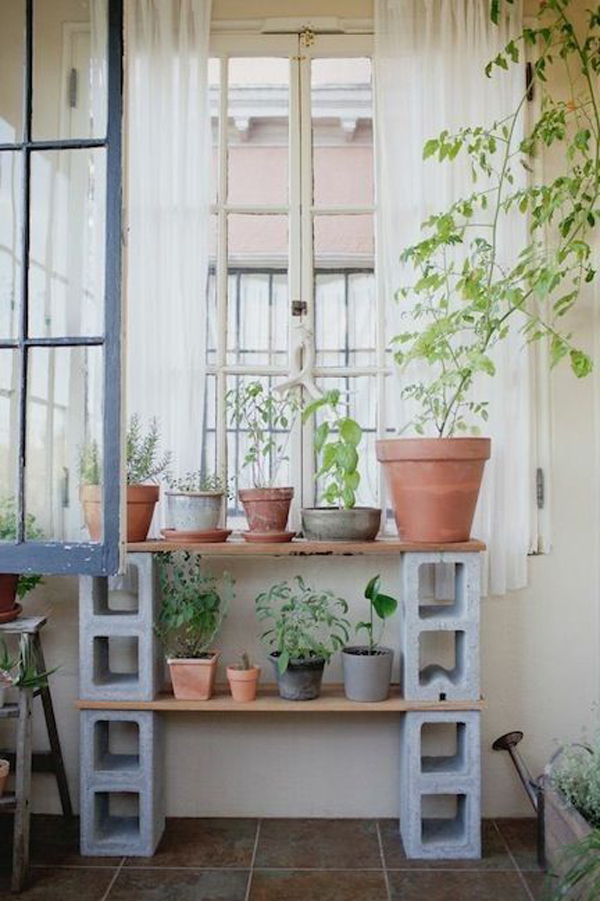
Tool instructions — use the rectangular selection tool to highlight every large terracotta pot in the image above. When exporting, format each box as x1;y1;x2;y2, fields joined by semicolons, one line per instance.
168;653;219;701
0;575;19;615
80;484;160;543
239;487;293;536
376;437;491;543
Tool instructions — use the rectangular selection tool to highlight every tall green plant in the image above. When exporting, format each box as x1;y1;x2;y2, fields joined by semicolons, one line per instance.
356;575;398;655
302;389;363;509
393;0;599;437
79;417;171;486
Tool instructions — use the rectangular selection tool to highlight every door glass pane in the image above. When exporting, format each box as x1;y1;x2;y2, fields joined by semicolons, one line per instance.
315;271;376;368
314;214;374;263
227;58;289;205
26;346;103;542
33;0;108;141
209;58;220;206
0;350;19;540
0;153;22;339
0;0;25;143
311;58;373;206
29;148;106;338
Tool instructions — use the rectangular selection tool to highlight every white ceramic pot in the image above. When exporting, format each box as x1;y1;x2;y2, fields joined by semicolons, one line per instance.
165;491;223;532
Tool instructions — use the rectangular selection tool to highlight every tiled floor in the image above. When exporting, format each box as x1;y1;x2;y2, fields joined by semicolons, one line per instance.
0;815;549;900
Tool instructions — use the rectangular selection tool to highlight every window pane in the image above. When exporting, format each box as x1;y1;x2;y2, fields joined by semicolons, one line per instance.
313;214;374;264
29;148;106;338
0;350;19;539
26;346;103;542
0;152;22;339
315;271;376;368
201;373;217;476
311;58;373;206
227;58;289;205
33;0;108;140
0;0;25;143
209;58;220;206
314;376;378;509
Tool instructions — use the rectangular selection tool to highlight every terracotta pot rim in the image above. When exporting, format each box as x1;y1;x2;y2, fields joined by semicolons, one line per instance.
126;484;160;501
167;653;219;666
226;666;261;680
79;483;101;500
376;437;491;462
165;490;223;498
239;487;294;501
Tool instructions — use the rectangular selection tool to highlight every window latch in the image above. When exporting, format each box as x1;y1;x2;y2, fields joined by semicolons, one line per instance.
292;300;307;317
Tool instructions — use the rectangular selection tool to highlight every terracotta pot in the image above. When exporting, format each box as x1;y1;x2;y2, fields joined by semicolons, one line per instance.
239;487;293;534
376;437;491;543
81;484;160;543
0;759;9;797
226;665;261;702
0;575;18;615
168;653;219;701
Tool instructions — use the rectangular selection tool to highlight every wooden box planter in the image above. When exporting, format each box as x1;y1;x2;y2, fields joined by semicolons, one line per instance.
543;781;593;894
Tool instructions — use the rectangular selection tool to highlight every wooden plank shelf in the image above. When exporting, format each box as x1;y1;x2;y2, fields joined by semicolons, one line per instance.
128;538;486;556
76;685;486;714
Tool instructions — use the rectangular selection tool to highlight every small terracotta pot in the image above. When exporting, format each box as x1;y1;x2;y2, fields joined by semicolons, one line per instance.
376;437;491;543
226;665;260;702
0;575;18;615
168;653;219;701
0;759;9;797
81;484;160;543
239;487;293;535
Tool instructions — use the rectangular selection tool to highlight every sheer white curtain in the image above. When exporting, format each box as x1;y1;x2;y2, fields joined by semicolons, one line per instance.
374;0;531;595
126;0;212;529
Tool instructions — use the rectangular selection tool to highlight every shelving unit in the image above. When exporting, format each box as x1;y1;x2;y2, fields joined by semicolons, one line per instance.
78;540;485;860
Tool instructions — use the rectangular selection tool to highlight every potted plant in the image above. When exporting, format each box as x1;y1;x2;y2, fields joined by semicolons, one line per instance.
80;415;171;543
226;652;260;703
156;550;233;700
0;499;43;623
342;575;398;702
301;389;381;541
377;0;598;542
0;635;57;708
226;381;301;542
256;576;350;701
163;470;230;540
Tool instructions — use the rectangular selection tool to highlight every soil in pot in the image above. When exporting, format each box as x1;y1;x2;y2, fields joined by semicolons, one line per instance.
239;487;293;537
376;437;491;543
168;652;219;701
165;491;222;532
81;484;160;543
342;646;394;702
227;665;261;702
269;652;325;701
302;507;381;542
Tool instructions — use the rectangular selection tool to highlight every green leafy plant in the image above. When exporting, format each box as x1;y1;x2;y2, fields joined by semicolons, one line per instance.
0;636;56;691
302;389;363;509
79;440;101;486
226;381;301;489
0;498;43;598
79;416;172;486
552;741;600;829
256;576;350;675
549;829;600;900
355;575;398;655
166;470;231;497
393;0;599;437
156;551;233;659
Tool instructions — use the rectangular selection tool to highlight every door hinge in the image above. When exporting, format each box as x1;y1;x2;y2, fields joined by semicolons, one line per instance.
536;467;544;510
292;300;307;316
68;67;78;109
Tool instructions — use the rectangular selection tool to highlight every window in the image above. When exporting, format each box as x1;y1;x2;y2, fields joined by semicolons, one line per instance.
0;0;123;574
206;33;389;526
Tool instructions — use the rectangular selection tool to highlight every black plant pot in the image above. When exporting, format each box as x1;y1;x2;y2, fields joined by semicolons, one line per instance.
269;652;325;701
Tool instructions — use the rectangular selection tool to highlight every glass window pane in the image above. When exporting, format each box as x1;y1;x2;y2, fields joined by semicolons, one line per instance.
311;58;373;206
0;350;19;539
315;271;376;368
26;346;103;543
29;148;106;338
314;214;374;264
314;375;378;509
0;0;25;143
227;58;289;205
0;152;22;339
33;0;108;140
201;373;217;476
209;58;220;206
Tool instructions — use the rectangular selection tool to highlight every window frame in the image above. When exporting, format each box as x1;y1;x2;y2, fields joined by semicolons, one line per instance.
0;0;124;575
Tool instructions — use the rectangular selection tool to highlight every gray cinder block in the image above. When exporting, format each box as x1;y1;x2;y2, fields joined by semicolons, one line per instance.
399;710;481;859
80;710;165;856
400;553;481;701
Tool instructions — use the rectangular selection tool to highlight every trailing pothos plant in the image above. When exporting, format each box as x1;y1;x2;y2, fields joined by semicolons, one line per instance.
393;0;599;437
302;389;363;509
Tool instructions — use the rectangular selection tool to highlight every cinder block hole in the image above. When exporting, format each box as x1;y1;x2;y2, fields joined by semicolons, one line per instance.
93;636;139;687
94;720;140;772
93;791;140;844
418;563;466;619
419;631;465;687
99;564;140;615
421;793;467;846
420;722;467;774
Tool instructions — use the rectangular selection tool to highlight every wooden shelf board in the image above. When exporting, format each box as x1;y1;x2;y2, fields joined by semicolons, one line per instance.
127;538;486;556
76;685;486;714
